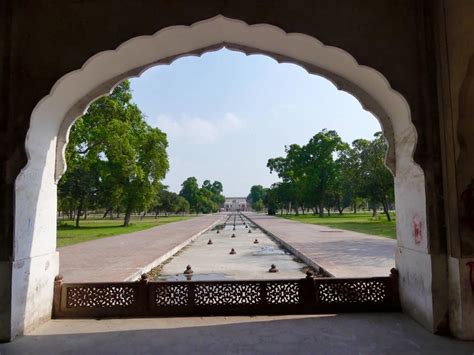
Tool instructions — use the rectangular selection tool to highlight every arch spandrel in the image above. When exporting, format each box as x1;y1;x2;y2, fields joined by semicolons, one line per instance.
17;16;416;184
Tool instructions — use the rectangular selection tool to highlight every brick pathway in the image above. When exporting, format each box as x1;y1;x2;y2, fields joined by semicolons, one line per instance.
59;215;222;282
245;213;395;277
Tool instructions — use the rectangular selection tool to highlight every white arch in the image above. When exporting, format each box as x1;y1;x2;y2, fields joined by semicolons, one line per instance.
13;15;428;335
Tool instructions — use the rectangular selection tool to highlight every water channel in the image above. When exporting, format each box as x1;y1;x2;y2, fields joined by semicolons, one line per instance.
151;213;312;281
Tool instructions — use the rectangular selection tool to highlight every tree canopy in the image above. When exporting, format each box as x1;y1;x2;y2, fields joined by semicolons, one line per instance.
58;81;169;226
179;177;225;214
261;129;394;220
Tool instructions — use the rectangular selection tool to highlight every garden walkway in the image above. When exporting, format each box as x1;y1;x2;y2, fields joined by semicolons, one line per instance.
59;215;222;282
244;213;396;277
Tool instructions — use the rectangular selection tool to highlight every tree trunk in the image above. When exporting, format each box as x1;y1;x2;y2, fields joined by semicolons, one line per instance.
83;209;87;220
75;198;84;228
123;206;132;226
140;211;146;220
338;207;344;215
318;200;324;218
382;198;392;221
102;208;111;219
372;207;377;217
353;200;357;214
326;207;331;217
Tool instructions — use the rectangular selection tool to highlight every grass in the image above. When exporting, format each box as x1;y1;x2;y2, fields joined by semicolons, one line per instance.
57;215;191;247
281;212;396;239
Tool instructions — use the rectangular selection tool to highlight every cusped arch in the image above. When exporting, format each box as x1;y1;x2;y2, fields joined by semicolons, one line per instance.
12;15;430;337
20;15;420;185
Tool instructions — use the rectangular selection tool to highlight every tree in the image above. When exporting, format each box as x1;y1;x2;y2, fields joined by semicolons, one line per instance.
58;80;169;226
196;188;217;214
179;177;200;213
253;199;265;212
180;177;225;214
356;132;394;221
263;129;394;220
301;129;345;217
202;180;225;208
333;143;358;214
175;196;190;214
267;144;305;215
58;158;100;227
156;189;179;215
247;185;268;210
266;184;282;215
267;129;344;217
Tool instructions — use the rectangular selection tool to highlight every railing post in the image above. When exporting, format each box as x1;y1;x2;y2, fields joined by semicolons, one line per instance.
188;282;195;307
302;272;316;312
139;273;149;315
52;275;63;318
260;281;267;306
389;268;400;305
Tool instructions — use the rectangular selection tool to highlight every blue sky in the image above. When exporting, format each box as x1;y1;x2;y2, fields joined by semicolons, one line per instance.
130;48;380;197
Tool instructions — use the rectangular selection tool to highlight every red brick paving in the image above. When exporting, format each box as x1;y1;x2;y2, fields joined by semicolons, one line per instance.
59;215;222;282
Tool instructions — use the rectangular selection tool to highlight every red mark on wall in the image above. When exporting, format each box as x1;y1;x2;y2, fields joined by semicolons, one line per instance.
467;261;474;292
412;214;422;244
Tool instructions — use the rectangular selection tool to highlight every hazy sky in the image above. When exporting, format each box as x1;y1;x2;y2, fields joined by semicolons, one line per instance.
130;49;380;197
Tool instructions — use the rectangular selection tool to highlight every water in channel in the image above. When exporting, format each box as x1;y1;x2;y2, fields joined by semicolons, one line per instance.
152;213;312;281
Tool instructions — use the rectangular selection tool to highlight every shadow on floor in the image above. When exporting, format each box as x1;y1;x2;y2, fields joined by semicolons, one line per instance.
1;313;473;354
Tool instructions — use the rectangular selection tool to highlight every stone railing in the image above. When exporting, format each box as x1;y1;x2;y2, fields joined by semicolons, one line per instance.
53;270;399;318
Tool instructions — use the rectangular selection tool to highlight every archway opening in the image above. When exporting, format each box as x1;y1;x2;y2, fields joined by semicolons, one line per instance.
13;16;430;338
55;47;394;282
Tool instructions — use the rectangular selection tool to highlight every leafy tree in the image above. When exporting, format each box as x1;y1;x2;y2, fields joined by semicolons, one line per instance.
267;129;344;216
332;143;357;214
58;158;100;227
202;180;225;208
266;184;282;215
59;80;169;226
155;189;179;215
267;144;305;214
175;196;190;214
301;129;344;217
179;177;200;213
356;132;394;221
253;199;265;212
247;185;268;210
263;129;394;220
196;188;217;214
180;177;225;214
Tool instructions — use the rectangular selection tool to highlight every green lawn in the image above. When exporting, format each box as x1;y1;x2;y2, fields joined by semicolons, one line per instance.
57;215;190;247
281;212;396;239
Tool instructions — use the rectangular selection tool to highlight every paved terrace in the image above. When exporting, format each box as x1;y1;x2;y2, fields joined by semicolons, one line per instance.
2;314;473;354
244;213;396;277
59;215;222;282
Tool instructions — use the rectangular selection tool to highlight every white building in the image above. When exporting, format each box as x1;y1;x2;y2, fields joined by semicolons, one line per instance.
222;197;250;212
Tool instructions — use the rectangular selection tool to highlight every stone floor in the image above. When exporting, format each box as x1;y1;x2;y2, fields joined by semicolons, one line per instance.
1;313;473;354
246;213;396;277
59;214;222;282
